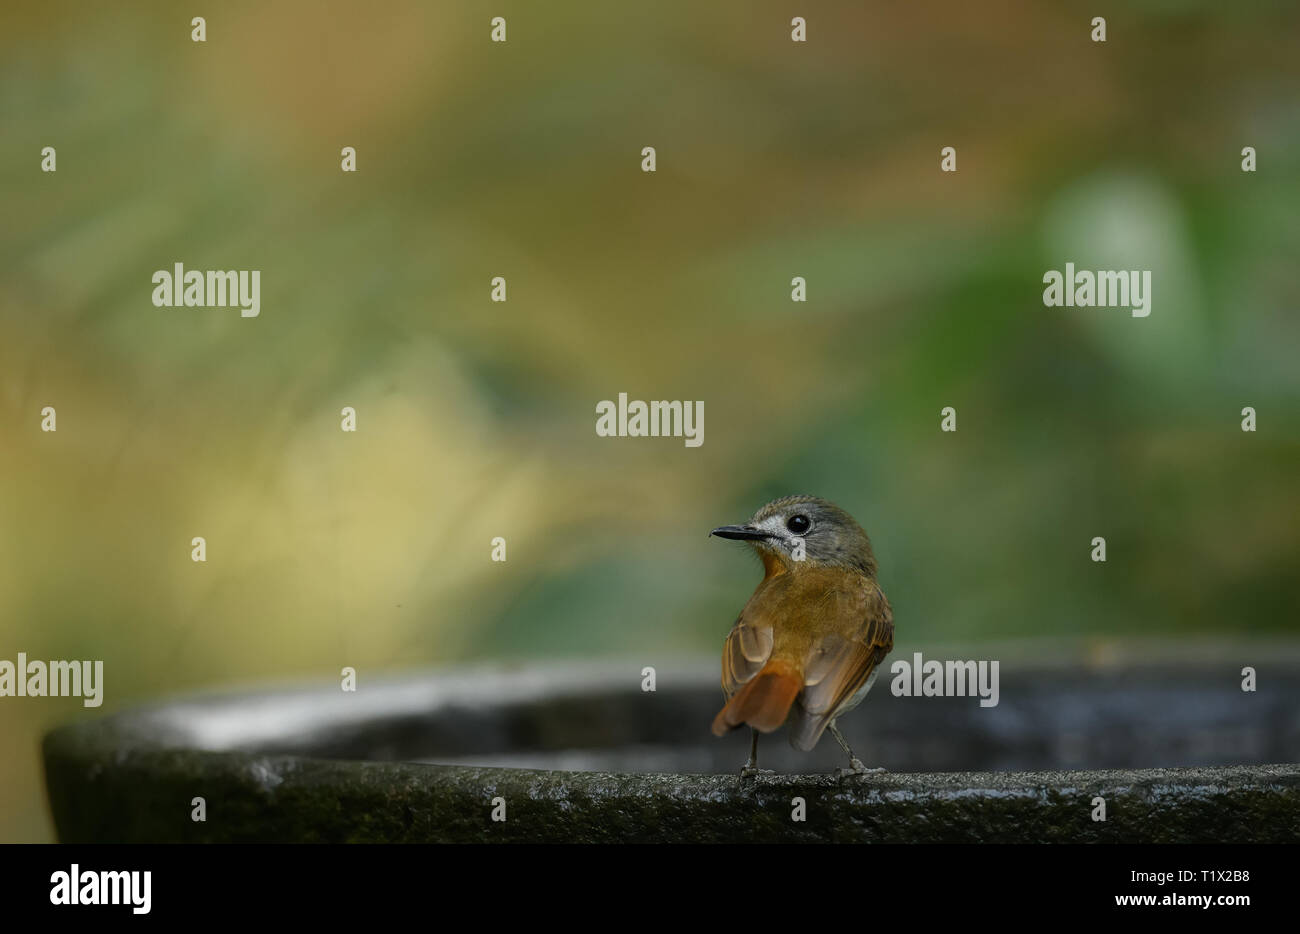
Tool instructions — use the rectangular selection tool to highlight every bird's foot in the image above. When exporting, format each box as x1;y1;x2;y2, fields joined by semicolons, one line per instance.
837;758;886;779
739;766;776;780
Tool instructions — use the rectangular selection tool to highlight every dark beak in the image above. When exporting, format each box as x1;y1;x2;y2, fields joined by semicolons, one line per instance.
710;525;769;541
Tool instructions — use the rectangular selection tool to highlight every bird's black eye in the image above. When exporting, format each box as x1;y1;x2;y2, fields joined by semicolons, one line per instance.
786;515;811;535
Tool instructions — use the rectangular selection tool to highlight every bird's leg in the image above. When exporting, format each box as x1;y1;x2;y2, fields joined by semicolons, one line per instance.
739;728;774;779
829;721;885;777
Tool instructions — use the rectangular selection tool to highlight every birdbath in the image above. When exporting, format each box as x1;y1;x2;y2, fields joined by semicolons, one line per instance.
42;652;1300;842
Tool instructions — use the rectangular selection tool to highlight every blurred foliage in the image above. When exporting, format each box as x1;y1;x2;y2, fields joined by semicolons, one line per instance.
2;0;1299;841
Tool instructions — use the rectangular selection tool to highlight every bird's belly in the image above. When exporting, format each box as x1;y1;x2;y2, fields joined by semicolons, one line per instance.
832;667;880;718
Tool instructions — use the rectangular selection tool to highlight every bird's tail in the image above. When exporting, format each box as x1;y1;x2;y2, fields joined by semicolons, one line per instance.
711;659;802;736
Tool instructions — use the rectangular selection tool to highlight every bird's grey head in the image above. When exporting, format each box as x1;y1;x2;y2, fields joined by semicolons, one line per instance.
710;495;876;575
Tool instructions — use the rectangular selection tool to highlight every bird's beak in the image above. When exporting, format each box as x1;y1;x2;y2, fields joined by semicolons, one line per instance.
710;524;770;541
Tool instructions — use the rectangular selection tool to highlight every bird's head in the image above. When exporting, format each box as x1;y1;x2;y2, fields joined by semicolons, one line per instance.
710;494;877;576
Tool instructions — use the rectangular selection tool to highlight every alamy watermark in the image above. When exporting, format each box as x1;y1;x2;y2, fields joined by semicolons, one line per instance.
50;865;150;914
890;651;999;707
595;393;703;447
1043;263;1151;317
0;653;103;707
152;263;260;317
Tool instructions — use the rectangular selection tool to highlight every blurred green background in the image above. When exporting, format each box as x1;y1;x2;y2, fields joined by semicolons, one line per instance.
2;0;1298;842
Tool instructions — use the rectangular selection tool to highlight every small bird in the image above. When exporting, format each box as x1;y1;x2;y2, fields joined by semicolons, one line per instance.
710;495;894;776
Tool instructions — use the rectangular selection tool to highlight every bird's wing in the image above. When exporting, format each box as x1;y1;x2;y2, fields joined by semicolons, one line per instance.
788;579;893;751
719;580;782;699
720;617;774;700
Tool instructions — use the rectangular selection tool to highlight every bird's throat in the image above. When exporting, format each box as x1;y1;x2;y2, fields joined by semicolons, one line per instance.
760;550;791;579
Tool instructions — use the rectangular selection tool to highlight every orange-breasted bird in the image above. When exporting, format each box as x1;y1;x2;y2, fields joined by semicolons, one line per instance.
710;495;894;776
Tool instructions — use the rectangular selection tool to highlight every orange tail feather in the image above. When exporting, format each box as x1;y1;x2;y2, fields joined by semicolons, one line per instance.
711;660;802;736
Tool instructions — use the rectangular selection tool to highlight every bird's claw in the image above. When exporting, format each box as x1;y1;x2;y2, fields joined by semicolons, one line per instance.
837;758;886;779
739;766;775;780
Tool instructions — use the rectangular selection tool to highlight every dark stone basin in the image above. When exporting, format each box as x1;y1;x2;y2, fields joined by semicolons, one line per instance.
42;654;1300;842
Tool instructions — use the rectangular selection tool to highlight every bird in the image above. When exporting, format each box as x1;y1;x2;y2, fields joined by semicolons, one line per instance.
709;495;894;777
